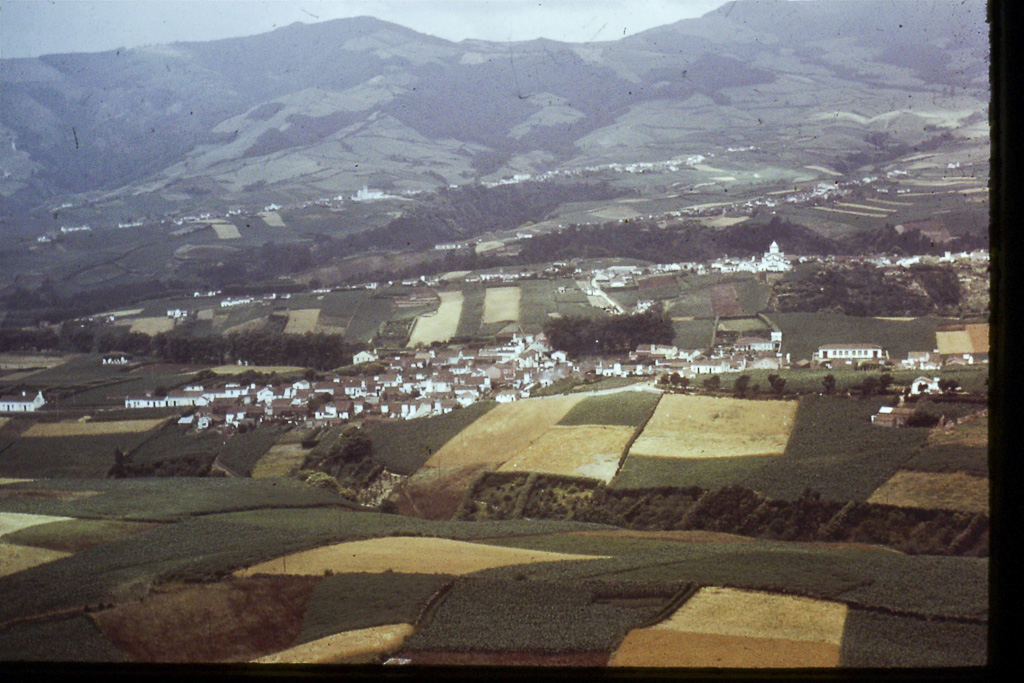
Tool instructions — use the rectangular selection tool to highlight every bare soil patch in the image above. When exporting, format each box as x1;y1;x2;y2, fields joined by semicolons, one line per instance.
234;537;606;577
22;419;167;437
0;542;72;576
867;470;988;514
498;425;635;483
394;462;495;520
481;286;521;324
709;284;742;316
89;576;319;663
252;624;414;664
629;394;797;459
935;329;974;355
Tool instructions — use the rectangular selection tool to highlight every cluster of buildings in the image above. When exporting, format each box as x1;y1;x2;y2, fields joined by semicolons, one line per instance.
121;334;581;430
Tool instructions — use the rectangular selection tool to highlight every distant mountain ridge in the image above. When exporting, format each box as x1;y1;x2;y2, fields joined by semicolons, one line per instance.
0;0;988;217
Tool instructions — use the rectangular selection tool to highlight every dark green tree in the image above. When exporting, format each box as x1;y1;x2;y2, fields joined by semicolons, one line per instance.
822;374;837;395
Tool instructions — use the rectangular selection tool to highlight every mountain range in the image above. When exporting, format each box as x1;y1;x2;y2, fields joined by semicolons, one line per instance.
0;0;989;220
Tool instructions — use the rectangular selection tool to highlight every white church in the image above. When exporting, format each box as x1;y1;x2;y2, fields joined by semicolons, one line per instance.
759;241;792;272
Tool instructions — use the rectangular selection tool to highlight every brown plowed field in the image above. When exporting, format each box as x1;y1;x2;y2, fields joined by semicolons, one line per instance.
709;284;742;316
89;576;319;662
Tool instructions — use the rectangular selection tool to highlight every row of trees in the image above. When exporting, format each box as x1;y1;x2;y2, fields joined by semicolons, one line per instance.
0;322;359;371
543;308;675;358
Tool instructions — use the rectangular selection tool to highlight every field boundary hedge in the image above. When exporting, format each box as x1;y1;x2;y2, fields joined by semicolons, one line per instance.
458;473;988;557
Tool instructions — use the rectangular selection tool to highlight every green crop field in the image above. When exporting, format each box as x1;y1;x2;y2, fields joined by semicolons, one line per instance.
557;392;660;428
454;284;486;339
734;279;773;315
297;572;452;644
839;609;987;667
2;518;160;553
610;454;777;490
767;313;947;362
365;401;498;475
518;280;557;332
0;616;129;662
671;318;715;350
736;396;930;502
214;425;286;476
343;297;396;344
0;434;150;479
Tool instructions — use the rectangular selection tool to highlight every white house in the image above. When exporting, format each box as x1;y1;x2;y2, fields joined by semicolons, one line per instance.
102;353;130;365
813;344;888;363
353;350;378;365
0;391;46;413
909;376;942;396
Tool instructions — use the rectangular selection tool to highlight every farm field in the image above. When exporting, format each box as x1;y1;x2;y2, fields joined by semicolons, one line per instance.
767;313;945;361
0;541;72;577
251;444;308;478
497;425;635;483
21;419;167;438
209;364;305;375
234;536;606;577
365;401;496;475
627;395;798;460
209;220;242;240
407;291;463;347
481;286;521;324
128;316;175;335
283;308;320;334
253;624;414;664
867;470;988;514
422;394;587;470
609;587;846;668
557;391;660;427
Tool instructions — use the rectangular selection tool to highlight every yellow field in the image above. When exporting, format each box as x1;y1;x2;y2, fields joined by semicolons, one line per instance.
0;511;74;536
966;323;989;353
497;425;635;483
210;365;305;375
0;477;34;485
440;270;471;281
811;206;888;218
804;165;842;176
609;587;847;668
252;624;414;664
0;542;73;577
284;309;321;334
628;395;798;459
716;318;767;333
210;220;241;240
407;291;463;347
868;470;988;514
259;211;286;227
936;329;974;355
424;394;587;469
103;308;145;318
699;216;747;228
129;316;175;335
0;354;70;370
22;419;167;437
234;536;607;577
481;286;521;324
221;316;267;335
251;444;307;478
474;241;504;254
874;316;918;321
591;206;641;220
196;308;215;321
0;418;8;431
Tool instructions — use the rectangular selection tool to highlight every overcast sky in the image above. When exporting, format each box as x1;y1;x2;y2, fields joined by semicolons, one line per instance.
1;0;735;58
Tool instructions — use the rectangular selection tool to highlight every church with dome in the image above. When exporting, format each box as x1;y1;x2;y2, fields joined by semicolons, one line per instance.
759;241;791;272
